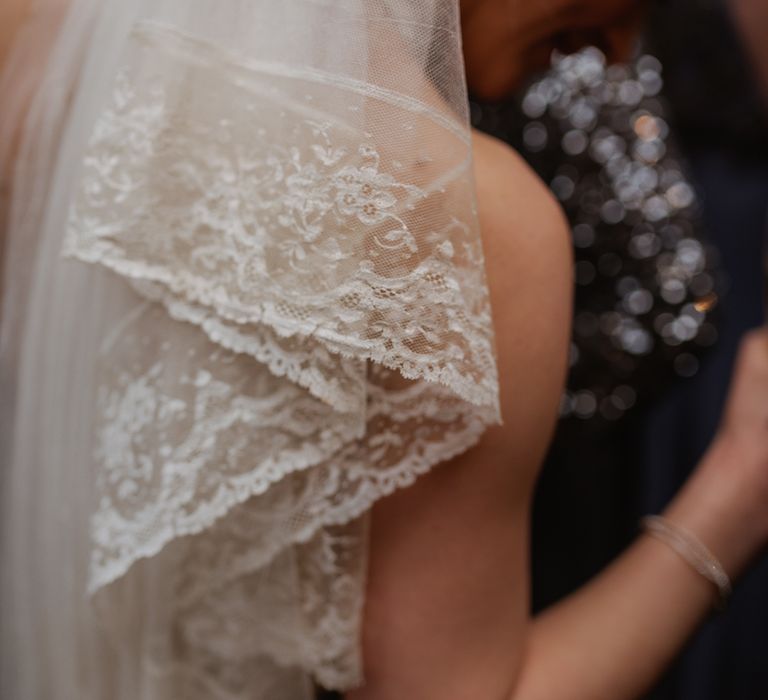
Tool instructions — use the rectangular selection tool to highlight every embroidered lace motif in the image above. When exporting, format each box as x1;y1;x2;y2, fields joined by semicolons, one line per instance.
65;22;500;697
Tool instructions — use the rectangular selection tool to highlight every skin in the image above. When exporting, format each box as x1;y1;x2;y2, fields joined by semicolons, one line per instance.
0;0;32;71
0;0;33;208
350;2;768;699
461;0;647;98
1;0;71;247
730;0;768;106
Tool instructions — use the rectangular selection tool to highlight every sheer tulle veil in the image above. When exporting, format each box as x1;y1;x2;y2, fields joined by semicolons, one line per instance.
0;1;500;697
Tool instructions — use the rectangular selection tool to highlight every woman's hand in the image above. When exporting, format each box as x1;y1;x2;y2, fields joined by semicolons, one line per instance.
664;328;768;581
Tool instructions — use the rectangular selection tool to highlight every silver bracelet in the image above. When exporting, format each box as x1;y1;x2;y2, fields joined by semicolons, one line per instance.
641;515;732;610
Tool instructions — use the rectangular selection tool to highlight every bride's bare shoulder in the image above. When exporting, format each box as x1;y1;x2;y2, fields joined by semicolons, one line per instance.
472;129;571;271
472;129;573;465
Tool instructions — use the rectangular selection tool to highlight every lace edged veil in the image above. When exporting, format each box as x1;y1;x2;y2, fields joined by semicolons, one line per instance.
0;2;500;697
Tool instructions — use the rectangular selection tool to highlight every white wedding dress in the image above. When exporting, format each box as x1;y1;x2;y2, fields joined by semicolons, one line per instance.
0;2;500;698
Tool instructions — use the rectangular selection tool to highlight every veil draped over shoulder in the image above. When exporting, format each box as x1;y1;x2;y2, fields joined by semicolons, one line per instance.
0;1;500;697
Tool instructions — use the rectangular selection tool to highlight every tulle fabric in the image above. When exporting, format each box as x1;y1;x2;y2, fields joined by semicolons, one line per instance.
0;2;500;698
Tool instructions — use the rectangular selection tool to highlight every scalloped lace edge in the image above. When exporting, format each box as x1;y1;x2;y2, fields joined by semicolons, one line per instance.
64;247;502;418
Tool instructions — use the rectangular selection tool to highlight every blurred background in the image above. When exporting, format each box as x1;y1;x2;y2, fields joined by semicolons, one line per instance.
471;0;768;697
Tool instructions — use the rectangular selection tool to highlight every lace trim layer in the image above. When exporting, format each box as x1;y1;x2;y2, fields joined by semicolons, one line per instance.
65;22;500;697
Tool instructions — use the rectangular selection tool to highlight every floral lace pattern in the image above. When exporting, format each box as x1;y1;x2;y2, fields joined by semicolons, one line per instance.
65;22;498;410
65;21;500;698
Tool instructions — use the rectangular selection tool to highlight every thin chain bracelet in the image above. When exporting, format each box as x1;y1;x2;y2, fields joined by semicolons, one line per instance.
641;515;733;610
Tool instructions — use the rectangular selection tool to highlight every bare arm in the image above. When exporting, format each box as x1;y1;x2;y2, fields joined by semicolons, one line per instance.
348;132;768;700
516;430;768;699
347;130;573;700
515;325;768;699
